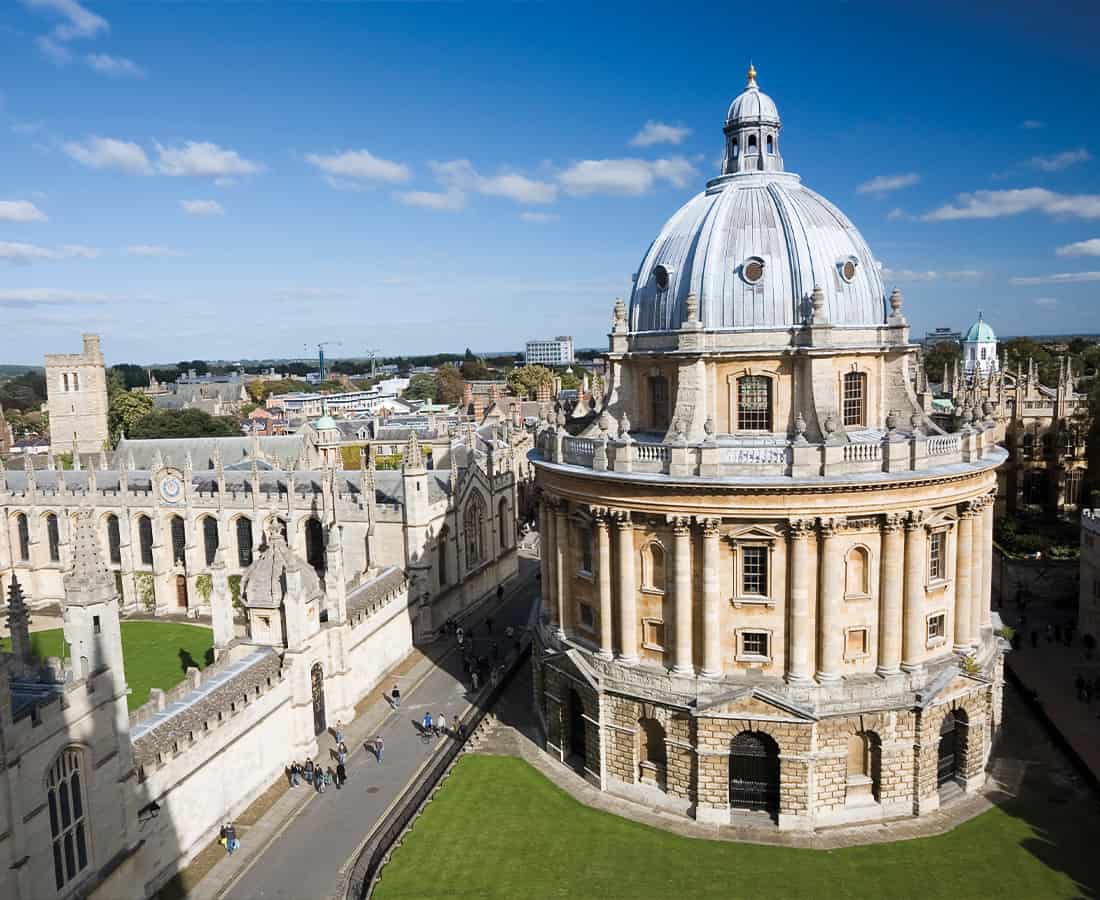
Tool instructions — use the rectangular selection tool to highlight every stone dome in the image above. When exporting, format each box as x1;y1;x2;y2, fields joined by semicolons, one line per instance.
629;69;885;334
240;530;322;609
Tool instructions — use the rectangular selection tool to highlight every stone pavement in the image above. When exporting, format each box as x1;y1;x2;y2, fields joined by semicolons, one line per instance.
190;558;539;900
999;602;1100;784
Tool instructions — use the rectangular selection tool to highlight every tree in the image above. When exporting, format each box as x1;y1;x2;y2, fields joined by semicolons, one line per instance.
506;365;554;400
922;341;961;383
434;365;465;406
177;359;209;376
130;408;240;439
108;389;154;444
404;373;437;402
110;364;150;389
0;371;47;411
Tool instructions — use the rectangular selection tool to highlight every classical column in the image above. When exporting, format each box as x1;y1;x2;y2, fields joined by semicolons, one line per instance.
877;513;905;676
554;502;569;639
786;518;815;684
954;504;975;652
980;493;995;630
594;508;613;660
700;517;723;678
901;511;927;672
538;501;551;613
969;499;985;643
816;517;844;682
670;516;694;675
614;511;638;664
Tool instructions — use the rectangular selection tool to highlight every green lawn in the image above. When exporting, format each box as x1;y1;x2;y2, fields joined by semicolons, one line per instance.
374;755;1097;900
1;621;213;711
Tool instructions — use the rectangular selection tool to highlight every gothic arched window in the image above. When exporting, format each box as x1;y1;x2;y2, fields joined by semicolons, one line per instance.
15;513;30;562
170;516;186;566
236;517;254;568
137;515;153;567
47;747;90;891
202;516;219;567
46;513;60;563
464;493;486;568
106;514;121;565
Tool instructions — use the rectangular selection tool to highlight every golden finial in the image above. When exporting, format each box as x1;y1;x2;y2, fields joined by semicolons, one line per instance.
747;62;757;87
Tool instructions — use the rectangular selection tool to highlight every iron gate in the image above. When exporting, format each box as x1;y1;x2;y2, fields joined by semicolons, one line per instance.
729;732;780;812
937;714;957;786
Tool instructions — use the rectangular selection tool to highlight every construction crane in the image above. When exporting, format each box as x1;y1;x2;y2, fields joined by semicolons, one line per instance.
364;347;382;377
305;341;343;384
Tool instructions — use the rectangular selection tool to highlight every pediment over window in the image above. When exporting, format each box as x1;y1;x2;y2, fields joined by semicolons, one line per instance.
723;523;783;543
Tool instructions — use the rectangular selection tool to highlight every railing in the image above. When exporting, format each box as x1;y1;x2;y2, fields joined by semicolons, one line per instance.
634;443;670;463
843;443;881;463
562;437;595;465
926;436;960;457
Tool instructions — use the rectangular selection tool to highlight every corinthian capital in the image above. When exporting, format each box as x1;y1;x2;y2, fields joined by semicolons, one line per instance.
787;517;815;538
666;514;692;535
882;512;906;533
696;516;722;537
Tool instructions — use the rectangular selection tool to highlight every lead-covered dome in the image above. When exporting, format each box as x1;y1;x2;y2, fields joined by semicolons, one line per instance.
629;68;886;333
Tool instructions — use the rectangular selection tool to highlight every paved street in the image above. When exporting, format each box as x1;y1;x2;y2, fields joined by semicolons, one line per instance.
213;559;539;900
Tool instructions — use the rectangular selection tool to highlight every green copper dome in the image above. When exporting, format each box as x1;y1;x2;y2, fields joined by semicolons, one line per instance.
963;314;996;343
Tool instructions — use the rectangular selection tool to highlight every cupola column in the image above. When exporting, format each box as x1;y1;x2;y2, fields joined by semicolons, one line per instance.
877;514;905;675
786;518;815;684
614;511;638;664
670;516;694;674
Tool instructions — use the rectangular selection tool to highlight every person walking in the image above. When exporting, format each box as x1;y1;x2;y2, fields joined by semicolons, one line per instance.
289;761;300;787
304;759;314;785
337;742;348;766
373;735;384;763
456;626;465;648
422;711;434;735
336;761;347;788
437;712;447;736
391;684;401;709
471;669;480;691
334;720;345;744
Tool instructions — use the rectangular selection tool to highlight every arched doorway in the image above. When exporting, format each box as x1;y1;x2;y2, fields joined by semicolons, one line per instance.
567;688;586;763
729;731;780;814
175;574;188;609
311;663;327;736
937;711;961;787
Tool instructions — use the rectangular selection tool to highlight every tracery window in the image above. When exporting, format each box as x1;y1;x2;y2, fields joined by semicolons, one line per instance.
236;517;254;568
842;371;866;428
202;516;219;567
737;376;772;431
464;493;486;568
47;748;90;891
46;513;60;563
15;513;30;562
137;515;154;567
106;514;121;565
170;516;186;566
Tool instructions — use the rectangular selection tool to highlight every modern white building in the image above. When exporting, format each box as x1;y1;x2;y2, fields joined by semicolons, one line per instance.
525;336;574;366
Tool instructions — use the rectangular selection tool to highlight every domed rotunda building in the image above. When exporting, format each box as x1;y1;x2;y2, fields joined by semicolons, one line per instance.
531;67;1007;829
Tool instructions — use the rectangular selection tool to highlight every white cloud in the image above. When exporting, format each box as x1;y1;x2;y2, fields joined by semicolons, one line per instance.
1021;120;1045;130
922;188;1100;221
36;35;72;64
886;208;910;221
63;136;152;174
394;190;466;211
86;52;144;78
630;121;692;147
856;173;920;195
0;287;111;304
127;244;179;257
1033;297;1058;306
157;141;261;177
181;199;224;216
1009;271;1100;286
880;267;983;282
0;200;48;222
430;160;557;204
306;149;410;184
1028;148;1091;172
559;156;697;197
0;241;100;263
23;0;109;40
1056;238;1100;257
520;211;558;223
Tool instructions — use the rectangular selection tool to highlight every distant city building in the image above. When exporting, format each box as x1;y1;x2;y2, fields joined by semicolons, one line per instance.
923;327;962;346
153;370;248;417
44;333;110;454
525;336;574;366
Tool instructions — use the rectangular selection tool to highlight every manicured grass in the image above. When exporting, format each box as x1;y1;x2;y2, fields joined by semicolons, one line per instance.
374;755;1097;900
1;621;213;711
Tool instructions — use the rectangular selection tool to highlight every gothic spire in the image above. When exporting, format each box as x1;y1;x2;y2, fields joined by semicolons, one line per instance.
63;509;118;607
6;574;32;662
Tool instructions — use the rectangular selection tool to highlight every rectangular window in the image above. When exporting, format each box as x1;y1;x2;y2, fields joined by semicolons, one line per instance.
580;526;593;574
927;613;946;644
642;619;665;651
737;376;772;431
928;531;945;582
649;376;670;431
578;603;595;629
741;546;768;596
845;628;868;657
93;616;101;635
842;372;866;428
741;631;769;659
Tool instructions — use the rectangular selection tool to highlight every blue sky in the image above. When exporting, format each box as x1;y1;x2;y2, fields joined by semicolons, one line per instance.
1;0;1099;366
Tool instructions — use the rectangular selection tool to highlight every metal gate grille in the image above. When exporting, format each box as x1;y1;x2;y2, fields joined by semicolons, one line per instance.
729;733;779;812
937;716;957;787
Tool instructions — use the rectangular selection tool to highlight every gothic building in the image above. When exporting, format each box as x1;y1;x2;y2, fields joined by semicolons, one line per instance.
531;67;1006;830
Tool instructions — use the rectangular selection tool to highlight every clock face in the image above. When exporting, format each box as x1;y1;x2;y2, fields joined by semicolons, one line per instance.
159;475;183;504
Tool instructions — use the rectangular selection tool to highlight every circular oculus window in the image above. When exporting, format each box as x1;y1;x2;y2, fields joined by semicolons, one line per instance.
840;258;858;283
742;258;765;284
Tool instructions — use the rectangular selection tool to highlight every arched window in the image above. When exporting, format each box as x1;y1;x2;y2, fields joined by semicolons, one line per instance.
47;747;90;891
46;513;60;563
766;134;774;154
845;546;870;597
15;513;30;562
732;137;739;158
639;717;667;767
737;375;772;431
748;134;758;151
641;542;666;592
106;515;121;565
63;373;70;392
202;516;219;567
137;515;153;566
464;494;486;567
649;375;670;431
842;371;866;428
438;525;449;588
170;516;186;566
498;498;512;551
847;733;869;778
305;518;326;576
236;517;254;568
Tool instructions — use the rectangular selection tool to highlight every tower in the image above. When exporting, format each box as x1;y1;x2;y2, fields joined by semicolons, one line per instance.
44;333;110;454
721;64;783;175
962;313;999;377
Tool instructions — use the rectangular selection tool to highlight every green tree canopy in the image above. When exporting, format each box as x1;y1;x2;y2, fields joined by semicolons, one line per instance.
506;365;554;400
110;364;150;389
922;342;962;383
0;371;47;412
404;373;438;402
435;365;465;406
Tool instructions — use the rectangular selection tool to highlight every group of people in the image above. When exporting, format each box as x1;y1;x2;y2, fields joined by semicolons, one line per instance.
287;757;347;792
